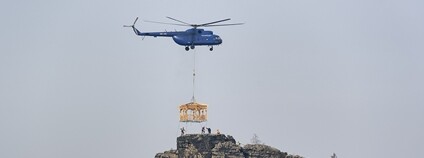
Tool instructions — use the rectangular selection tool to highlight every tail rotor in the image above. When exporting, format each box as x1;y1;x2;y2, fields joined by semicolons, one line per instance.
124;17;141;35
123;17;138;27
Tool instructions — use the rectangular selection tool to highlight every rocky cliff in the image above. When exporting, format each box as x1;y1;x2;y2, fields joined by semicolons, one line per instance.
155;134;303;158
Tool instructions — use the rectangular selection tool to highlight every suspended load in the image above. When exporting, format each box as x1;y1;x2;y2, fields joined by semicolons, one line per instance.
179;102;207;122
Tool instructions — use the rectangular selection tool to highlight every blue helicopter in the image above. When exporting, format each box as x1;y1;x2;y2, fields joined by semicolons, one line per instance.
124;17;243;51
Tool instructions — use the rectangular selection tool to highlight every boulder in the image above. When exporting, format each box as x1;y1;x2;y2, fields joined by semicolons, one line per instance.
156;134;303;158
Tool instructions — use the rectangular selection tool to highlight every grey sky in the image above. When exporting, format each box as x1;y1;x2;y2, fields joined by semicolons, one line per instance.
1;0;423;157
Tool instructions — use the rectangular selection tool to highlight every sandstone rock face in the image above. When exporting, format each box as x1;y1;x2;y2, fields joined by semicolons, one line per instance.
155;150;178;158
211;141;244;158
155;134;303;158
243;144;286;158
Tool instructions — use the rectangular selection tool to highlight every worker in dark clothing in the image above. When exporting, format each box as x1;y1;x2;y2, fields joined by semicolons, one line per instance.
201;126;205;134
207;128;211;134
180;127;185;136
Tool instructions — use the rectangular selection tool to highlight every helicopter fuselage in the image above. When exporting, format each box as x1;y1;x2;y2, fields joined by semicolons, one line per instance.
125;17;242;51
136;28;222;47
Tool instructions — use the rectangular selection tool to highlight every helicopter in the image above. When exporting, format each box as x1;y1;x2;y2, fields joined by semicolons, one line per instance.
124;17;243;51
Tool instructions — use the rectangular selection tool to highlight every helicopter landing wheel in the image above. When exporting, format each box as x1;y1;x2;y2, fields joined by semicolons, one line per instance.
190;45;195;49
209;47;213;51
185;46;189;51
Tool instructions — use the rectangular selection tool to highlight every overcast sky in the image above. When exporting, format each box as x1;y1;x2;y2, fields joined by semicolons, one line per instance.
1;0;423;158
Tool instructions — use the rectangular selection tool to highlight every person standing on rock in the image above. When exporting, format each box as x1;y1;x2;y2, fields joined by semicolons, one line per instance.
207;127;211;134
180;127;185;136
201;126;205;134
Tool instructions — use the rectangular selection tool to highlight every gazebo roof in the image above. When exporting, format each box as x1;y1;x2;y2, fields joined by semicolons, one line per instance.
179;102;207;110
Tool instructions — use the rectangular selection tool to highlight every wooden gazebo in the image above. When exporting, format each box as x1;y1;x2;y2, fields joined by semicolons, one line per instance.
179;102;207;122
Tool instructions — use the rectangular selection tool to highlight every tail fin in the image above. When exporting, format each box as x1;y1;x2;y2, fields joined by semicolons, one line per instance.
123;17;141;35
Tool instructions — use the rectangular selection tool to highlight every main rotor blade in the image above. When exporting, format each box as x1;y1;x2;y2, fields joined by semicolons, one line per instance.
202;23;244;27
166;17;191;25
144;20;189;26
199;18;231;27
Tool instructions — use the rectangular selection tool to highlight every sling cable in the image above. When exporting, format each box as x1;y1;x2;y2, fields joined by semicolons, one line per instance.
178;51;208;133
